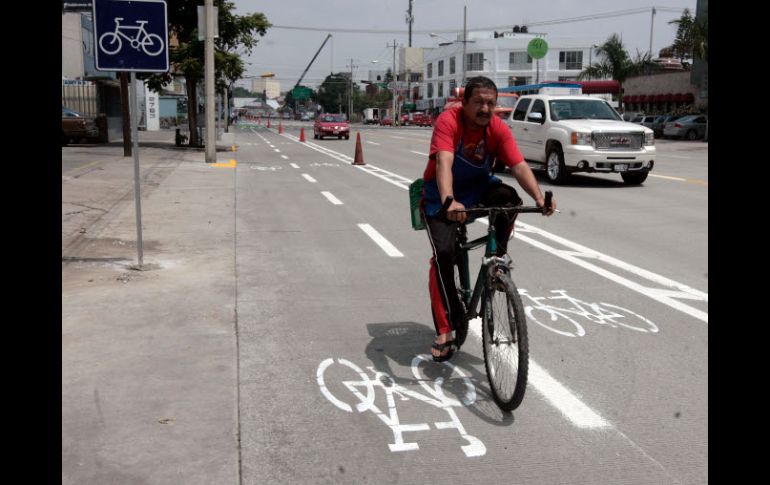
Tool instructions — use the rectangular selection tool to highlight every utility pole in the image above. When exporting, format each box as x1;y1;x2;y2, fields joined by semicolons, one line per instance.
406;0;413;102
204;0;216;163
462;5;467;86
649;7;656;58
388;39;398;124
120;72;131;156
348;58;356;121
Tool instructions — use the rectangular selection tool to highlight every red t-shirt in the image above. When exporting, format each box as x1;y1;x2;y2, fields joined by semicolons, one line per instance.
423;105;524;181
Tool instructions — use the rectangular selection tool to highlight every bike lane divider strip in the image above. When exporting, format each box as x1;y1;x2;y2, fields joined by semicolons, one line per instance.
281;155;289;160
302;174;317;183
280;132;707;322
290;163;300;169
512;222;708;323
357;224;404;257
321;191;343;205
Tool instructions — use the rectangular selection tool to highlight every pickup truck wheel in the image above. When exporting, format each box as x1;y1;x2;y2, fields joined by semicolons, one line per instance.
546;148;569;184
621;172;648;185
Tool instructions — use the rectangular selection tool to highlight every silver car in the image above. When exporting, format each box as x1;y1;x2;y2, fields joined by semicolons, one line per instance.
662;114;708;140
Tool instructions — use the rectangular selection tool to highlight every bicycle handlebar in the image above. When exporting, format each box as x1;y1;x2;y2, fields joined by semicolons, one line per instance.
437;190;553;218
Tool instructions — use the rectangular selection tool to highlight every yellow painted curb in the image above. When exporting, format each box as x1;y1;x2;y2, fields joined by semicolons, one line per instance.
211;159;237;168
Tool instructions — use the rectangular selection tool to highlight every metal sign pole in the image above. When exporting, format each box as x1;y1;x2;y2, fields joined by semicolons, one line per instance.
130;71;144;267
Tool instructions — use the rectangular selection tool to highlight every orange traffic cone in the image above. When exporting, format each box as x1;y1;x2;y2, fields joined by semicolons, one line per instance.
299;127;306;142
353;132;365;165
278;121;283;134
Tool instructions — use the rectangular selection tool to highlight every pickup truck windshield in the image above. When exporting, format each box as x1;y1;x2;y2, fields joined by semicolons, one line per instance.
548;99;621;121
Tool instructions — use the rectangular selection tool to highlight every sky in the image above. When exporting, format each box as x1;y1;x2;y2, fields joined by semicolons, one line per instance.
231;0;698;90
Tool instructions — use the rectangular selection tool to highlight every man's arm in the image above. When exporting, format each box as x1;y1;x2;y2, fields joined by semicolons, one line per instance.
436;150;467;222
511;162;556;215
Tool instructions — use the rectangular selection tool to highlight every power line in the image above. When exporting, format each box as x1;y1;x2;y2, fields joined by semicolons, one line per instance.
268;6;689;34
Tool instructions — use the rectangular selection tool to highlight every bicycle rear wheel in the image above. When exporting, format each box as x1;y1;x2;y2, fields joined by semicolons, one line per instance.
481;270;528;411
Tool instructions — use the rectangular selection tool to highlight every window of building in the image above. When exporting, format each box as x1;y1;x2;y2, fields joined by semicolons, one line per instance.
508;76;531;87
558;76;577;82
427;63;433;78
450;56;456;74
438;60;444;77
438;81;444;98
559;51;583;70
509;51;532;70
427;82;434;98
449;79;457;94
466;53;484;71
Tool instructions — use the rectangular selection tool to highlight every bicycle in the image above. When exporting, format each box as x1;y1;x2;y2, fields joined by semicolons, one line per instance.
98;17;165;56
437;191;553;412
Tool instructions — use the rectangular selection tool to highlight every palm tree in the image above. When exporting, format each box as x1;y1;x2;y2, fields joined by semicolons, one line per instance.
577;34;657;112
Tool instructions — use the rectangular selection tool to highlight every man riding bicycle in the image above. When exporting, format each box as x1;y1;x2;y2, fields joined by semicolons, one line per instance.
421;76;556;362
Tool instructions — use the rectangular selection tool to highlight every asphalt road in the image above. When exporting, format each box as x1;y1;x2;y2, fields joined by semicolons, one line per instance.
232;122;707;484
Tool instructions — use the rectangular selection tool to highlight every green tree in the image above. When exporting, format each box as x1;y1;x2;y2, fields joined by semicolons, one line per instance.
668;9;695;63
232;86;258;98
315;73;350;114
577;34;660;111
142;0;270;146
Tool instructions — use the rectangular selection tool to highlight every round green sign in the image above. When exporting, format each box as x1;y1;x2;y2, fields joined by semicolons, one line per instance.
527;38;549;59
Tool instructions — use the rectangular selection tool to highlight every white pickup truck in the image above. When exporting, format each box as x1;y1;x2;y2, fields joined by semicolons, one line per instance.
506;94;656;185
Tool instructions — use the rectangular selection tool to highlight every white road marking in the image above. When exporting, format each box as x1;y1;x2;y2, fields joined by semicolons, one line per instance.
513;222;708;323
281;155;289;159
466;318;609;428
390;135;407;139
410;150;429;157
290;163;300;169
358;224;404;257
366;141;381;145
302;174;317;183
274;148;281;153
321;191;343;205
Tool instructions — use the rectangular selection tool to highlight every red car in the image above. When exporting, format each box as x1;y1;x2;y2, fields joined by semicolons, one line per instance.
379;117;393;126
411;113;433;127
313;113;350;140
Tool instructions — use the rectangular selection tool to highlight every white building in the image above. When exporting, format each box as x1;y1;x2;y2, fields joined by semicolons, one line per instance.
251;78;281;99
418;30;603;111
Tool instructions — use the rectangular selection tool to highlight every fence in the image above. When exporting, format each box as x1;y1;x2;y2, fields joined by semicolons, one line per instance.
62;82;99;117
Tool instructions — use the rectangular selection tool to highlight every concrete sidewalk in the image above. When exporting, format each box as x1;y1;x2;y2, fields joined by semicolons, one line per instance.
62;130;241;484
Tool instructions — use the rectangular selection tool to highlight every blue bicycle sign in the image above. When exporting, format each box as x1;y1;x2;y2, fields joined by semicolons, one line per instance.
93;0;169;72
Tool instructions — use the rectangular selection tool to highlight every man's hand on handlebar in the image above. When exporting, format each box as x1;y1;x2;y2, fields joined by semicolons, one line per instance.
537;193;556;216
447;199;467;223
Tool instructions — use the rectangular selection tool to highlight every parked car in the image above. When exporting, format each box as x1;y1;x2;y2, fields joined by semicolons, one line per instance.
379;116;393;126
662;114;708;140
411;112;433;127
62;106;99;145
651;115;682;137
313;113;349;140
632;115;657;131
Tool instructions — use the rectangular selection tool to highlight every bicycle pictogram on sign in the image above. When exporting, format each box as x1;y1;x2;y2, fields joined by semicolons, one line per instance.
92;0;169;73
98;17;165;56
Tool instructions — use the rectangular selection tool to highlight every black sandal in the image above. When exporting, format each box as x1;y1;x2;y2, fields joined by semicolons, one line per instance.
431;340;456;362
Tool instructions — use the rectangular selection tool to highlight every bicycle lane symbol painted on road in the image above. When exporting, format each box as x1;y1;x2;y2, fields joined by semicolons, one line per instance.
519;289;659;338
316;356;486;457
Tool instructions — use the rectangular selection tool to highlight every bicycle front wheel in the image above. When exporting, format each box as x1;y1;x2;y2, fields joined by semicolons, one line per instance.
482;271;528;411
